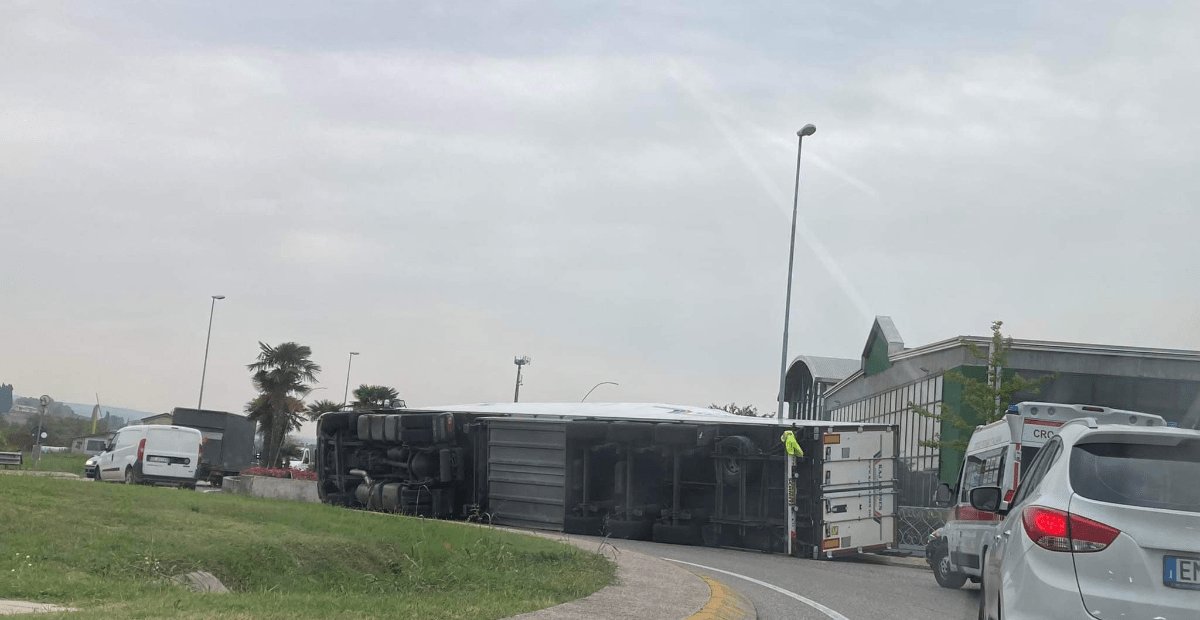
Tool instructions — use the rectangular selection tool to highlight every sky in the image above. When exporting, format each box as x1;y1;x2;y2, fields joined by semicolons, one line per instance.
3;1;1200;432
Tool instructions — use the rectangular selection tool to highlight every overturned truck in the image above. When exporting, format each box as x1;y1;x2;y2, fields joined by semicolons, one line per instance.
315;403;899;558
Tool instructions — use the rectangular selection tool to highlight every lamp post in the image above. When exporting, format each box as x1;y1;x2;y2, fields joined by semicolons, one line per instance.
777;124;816;421
581;382;618;402
198;295;225;410
343;352;359;406
513;356;531;402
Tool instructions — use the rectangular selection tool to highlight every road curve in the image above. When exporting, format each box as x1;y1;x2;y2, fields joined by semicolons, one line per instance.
563;535;980;620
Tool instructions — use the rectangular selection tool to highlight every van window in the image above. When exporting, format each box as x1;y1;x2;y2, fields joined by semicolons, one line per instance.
960;447;1006;503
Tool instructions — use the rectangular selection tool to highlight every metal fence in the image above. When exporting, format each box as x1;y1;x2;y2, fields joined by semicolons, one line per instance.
897;506;951;552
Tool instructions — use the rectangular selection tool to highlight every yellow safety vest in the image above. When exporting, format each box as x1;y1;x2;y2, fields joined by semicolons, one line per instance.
781;430;804;458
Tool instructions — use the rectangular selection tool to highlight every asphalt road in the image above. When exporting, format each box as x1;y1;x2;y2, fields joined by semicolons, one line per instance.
568;535;980;620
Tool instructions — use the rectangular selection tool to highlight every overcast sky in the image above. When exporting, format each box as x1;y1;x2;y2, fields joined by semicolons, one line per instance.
3;1;1199;427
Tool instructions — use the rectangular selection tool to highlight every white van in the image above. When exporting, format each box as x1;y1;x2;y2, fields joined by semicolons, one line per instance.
927;402;1167;588
98;425;203;488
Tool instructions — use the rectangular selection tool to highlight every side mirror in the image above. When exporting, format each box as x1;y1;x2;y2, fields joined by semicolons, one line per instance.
969;486;1004;513
933;483;954;507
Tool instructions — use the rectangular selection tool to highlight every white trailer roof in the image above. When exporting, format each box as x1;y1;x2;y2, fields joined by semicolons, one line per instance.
423;402;892;429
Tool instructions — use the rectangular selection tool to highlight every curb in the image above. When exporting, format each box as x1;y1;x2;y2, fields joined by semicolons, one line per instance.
682;574;757;620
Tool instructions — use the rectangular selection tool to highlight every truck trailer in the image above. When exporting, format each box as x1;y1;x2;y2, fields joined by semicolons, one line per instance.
315;403;900;558
170;408;257;485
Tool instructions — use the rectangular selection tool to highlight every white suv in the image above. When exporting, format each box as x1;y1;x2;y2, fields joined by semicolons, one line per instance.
970;414;1200;620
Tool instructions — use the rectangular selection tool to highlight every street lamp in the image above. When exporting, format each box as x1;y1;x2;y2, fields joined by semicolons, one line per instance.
777;124;816;421
581;382;618;402
198;295;225;410
343;352;360;406
513;356;531;402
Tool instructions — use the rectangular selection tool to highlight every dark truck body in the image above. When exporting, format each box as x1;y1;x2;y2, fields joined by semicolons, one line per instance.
315;403;899;558
170;408;256;483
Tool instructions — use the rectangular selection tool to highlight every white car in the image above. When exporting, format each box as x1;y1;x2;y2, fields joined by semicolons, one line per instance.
97;425;203;488
971;413;1200;620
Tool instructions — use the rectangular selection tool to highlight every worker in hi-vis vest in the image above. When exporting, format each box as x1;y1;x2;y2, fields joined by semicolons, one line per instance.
781;426;804;458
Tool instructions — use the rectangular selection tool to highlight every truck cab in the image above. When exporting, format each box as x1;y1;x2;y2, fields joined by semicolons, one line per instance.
928;402;1165;588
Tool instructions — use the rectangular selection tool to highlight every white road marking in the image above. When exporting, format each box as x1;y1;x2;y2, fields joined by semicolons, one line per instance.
667;558;852;620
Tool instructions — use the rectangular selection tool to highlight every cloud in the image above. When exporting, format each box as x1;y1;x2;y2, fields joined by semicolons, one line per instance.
3;1;1200;419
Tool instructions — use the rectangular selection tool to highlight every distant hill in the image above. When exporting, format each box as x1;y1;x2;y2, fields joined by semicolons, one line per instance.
61;402;160;423
11;394;159;423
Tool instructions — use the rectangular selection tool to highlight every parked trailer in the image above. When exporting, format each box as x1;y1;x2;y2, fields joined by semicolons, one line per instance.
315;403;899;558
171;408;257;484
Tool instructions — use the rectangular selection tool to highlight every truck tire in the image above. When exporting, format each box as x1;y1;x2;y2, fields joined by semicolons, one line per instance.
607;422;652;444
563;515;604;536
652;522;702;545
124;467;141;485
400;414;434;429
399;428;433;444
653;423;699;446
370;415;387;442
716;435;758;487
356;414;371;440
605;518;654;540
569;421;609;441
932;544;968;589
319;414;349;434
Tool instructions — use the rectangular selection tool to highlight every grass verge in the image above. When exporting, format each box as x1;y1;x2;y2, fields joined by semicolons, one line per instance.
7;451;90;474
0;476;614;619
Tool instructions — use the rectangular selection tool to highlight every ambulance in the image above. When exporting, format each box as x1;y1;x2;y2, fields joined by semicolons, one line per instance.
927;402;1166;588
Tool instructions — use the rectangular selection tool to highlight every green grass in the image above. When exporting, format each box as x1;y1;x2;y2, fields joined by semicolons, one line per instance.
0;476;614;619
13;451;89;474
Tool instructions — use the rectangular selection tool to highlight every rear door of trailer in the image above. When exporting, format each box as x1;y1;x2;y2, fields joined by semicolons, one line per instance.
788;424;900;558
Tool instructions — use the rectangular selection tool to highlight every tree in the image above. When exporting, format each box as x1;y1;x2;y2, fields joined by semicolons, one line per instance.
305;399;344;421
913;321;1052;452
245;342;321;468
352;384;400;410
710;402;761;417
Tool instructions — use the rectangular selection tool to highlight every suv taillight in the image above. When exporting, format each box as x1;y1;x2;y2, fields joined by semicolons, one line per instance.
198;441;204;464
137;438;146;461
1022;506;1120;552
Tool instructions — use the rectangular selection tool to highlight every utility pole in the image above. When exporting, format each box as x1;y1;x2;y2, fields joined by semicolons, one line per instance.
513;356;531;402
198;294;225;409
776;124;817;421
33;395;51;470
343;352;360;406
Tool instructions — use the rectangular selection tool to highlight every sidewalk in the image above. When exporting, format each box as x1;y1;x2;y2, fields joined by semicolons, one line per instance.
504;532;755;620
0;600;74;615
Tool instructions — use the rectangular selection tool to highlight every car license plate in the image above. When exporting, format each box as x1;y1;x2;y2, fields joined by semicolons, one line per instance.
1164;557;1200;589
147;456;169;464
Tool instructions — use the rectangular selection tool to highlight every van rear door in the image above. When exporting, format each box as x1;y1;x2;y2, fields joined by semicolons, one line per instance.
142;427;201;481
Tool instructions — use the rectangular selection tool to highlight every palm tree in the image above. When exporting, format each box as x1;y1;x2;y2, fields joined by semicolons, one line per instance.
352;384;400;410
246;342;321;467
305;399;344;421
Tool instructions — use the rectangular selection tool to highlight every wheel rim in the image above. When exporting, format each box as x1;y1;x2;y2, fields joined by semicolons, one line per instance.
939;553;953;578
722;458;740;478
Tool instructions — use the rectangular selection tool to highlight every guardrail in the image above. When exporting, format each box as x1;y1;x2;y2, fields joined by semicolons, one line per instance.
0;452;23;468
898;505;951;551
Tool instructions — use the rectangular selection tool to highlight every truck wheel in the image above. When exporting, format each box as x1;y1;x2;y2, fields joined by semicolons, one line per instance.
716;435;758;487
400;414;434;429
568;421;609;441
932;544;968;589
653;424;699;446
605;518;654;540
399;429;433;443
124;467;141;485
652;522;702;545
607;422;652;444
563;515;603;535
